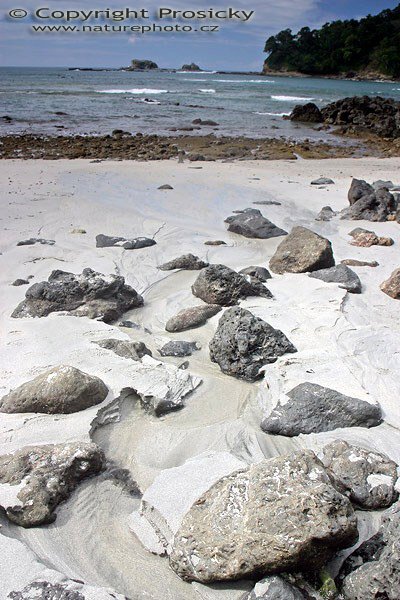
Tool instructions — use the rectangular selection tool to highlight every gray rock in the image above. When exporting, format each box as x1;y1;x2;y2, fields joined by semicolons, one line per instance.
192;264;272;306
311;178;335;185
122;237;156;250
342;179;397;221
0;442;105;527
17;238;55;247
209;306;297;382
159;341;200;357
239;266;272;282
246;576;306;599
309;264;362;293
372;180;395;190
269;226;335;274
204;240;226;246
290;103;323;123
252;200;282;206
321;440;398;510
315;206;337;221
380;268;400;299
158;184;173;190
158;254;209;271
169;451;358;583
94;338;152;360
166;304;222;332
340;503;400;600
0;366;108;414
11;268;143;323
8;580;127;600
261;382;382;436
96;234;156;250
11;279;29;286
224;209;287;239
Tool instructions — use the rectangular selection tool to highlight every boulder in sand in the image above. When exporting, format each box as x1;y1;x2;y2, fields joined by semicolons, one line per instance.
0;442;105;527
204;240;226;246
158;254;208;271
166;304;222;332
349;228;394;247
94;338;152;360
192;264;272;306
321;440;398;510
0;366;108;414
309;264;362;294
290;103;323;123
315;206;337;221
239;265;271;282
380;268;400;299
209;306;297;382
311;177;335;185
225;208;287;239
12;279;29;286
11;268;143;323
342;179;397;222
269;226;335;274
159;341;200;357
261;382;382;436
169;450;358;583
96;234;156;250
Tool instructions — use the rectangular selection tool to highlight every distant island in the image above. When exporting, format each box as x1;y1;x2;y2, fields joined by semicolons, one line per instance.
181;63;201;72
263;4;400;80
126;59;159;71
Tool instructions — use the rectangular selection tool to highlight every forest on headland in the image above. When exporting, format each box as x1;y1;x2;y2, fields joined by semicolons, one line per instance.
263;4;400;78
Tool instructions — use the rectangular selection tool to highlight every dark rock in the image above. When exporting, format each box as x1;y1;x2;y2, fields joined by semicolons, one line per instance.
12;279;29;286
209;306;297;382
252;200;282;206
127;59;158;70
159;341;200;357
192;119;219;126
239;266;272;282
269;226;335;274
311;177;335;185
0;366;108;414
158;254;209;271
373;179;395;190
169;451;357;583
192;264;272;306
0;442;105;527
118;320;141;329
122;237;156;250
204;240;226;246
158;184;174;190
309;264;362;293
290;103;323;123
342;179;397;221
341;259;379;267
225;208;287;239
94;338;152;360
96;234;156;250
380;268;400;299
182;63;201;71
261;382;382;436
321;440;398;510
315;206;337;221
166;304;222;332
11;268;143;323
17;238;55;246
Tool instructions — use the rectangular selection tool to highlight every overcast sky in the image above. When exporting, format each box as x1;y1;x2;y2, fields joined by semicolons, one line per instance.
0;0;398;69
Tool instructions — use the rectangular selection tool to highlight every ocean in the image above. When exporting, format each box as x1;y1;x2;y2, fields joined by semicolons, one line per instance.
1;67;400;140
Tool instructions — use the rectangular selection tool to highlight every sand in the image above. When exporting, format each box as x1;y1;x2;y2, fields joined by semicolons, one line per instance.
0;156;399;599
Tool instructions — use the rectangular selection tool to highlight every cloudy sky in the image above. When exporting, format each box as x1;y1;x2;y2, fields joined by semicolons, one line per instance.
0;0;398;70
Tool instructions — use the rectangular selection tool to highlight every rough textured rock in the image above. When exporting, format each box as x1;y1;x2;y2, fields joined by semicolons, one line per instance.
245;576;306;600
158;254;208;271
239;266;272;282
315;206;336;221
311;177;335;185
166;304;222;332
349;227;394;247
192;264;272;306
169;451;358;583
16;238;55;246
269;226;335;274
321;440;398;510
159;341;200;357
340;503;400;599
12;279;29;286
8;580;127;600
94;338;152;360
225;209;287;239
209;306;297;382
0;366;108;414
290;103;323;123
96;234;156;250
380;267;400;299
0;442;105;527
373;179;395;191
341;259;379;267
261;383;382;436
309;264;362;293
341;179;397;222
123;355;202;416
11;268;143;323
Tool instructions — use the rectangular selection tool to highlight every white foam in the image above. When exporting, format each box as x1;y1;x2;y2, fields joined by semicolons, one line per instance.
255;111;290;116
96;88;168;94
271;95;315;102
198;89;216;93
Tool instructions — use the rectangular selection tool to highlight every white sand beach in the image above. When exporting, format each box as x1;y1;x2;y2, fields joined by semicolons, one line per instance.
0;156;399;599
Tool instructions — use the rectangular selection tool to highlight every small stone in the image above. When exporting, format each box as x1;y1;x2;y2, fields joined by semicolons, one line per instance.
71;228;87;234
311;177;335;185
158;254;208;271
341;259;379;267
11;279;29;286
204;240;227;246
94;339;152;360
166;304;222;332
17;238;55;247
158;184;173;190
159;341;200;357
316;206;337;221
309;264;362;293
225;208;287;239
380;268;400;299
245;576;306;599
239;266;272;282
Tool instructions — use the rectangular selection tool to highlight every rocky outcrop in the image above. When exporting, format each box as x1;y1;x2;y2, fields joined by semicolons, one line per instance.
94;338;152;360
159;341;200;357
127;59;158;70
239;266;271;282
380;268;400;299
269;226;335;274
290;103;323;123
261;383;382;435
321;440;398;510
158;254;208;271
341;179;397;221
11;268;143;323
192;264;272;306
349;227;394;247
182;63;201;71
225;209;287;239
309;264;362;293
96;234;156;250
165;304;222;332
0;442;105;527
169;451;358;583
209;306;297;381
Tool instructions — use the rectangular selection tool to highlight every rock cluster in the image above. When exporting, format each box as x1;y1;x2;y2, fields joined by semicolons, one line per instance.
225;208;287;239
349;227;394;247
342;179;397;221
269;226;335;274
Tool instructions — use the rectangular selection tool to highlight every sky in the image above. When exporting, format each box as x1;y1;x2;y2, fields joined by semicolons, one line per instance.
0;1;398;70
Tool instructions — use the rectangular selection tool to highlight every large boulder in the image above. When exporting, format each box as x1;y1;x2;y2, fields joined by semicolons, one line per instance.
158;254;208;271
269;227;335;274
165;304;222;332
309;264;362;294
209;306;297;382
192;264;272;306
342;179;397;221
224;209;287;239
380;268;400;299
94;338;152;360
321;440;398;510
261;383;382;436
290;103;323;123
11;268;143;323
0;442;105;527
169;451;358;583
0;366;108;414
